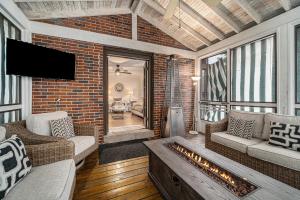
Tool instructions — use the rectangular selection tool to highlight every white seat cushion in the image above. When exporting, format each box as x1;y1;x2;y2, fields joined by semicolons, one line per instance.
26;111;68;136
248;142;300;171
262;113;300;140
228;110;265;139
211;132;262;153
5;159;75;200
68;136;95;156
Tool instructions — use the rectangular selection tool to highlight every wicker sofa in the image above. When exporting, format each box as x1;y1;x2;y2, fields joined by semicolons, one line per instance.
205;111;300;189
4;119;99;166
3;121;76;200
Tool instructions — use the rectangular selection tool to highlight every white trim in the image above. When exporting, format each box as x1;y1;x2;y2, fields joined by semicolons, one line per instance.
132;13;137;40
31;21;197;59
0;0;31;30
0;0;32;119
0;105;22;113
288;19;300;115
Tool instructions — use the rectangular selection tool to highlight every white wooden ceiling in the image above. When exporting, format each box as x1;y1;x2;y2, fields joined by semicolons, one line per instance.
14;0;300;51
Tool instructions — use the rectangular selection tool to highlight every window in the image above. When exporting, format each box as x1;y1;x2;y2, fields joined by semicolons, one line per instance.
199;35;277;122
200;52;227;122
231;35;276;103
0;13;22;124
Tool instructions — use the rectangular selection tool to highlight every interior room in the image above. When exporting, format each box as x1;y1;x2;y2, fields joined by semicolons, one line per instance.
108;56;145;133
1;0;300;200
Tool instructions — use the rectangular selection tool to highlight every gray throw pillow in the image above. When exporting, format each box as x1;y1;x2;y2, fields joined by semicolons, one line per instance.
0;135;32;199
50;116;75;139
227;116;255;139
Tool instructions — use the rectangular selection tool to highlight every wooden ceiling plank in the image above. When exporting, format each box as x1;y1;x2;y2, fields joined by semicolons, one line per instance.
233;0;263;24
278;0;292;11
201;0;242;33
143;0;211;46
180;1;225;40
137;11;198;51
14;0;109;2
23;7;132;19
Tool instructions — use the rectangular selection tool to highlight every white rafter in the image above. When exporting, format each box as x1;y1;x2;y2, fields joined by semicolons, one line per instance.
143;0;211;46
233;0;263;24
180;1;224;40
201;0;241;33
131;0;142;13
278;0;292;11
138;12;198;51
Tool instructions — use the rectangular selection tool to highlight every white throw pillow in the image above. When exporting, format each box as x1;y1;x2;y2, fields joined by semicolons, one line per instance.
0;126;6;142
26;111;68;136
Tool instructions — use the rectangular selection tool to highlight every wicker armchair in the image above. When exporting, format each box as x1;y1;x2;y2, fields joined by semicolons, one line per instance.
4;120;99;166
205;118;300;189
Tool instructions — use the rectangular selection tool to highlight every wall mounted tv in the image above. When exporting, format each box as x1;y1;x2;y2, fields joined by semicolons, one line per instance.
6;38;76;80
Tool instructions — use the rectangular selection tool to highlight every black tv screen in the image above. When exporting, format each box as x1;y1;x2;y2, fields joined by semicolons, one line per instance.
6;39;76;80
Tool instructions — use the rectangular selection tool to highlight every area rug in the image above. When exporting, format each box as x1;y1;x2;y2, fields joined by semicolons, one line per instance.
99;139;149;164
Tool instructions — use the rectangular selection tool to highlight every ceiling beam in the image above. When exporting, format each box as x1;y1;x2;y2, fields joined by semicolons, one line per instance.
278;0;292;11
180;1;225;40
21;8;132;20
137;12;198;51
201;0;241;33
143;0;211;46
131;0;142;13
233;0;262;24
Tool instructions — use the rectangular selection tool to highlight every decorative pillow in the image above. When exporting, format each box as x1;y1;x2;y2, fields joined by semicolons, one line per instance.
50;117;75;139
0;126;5;142
227;116;255;139
269;122;300;152
0;135;32;199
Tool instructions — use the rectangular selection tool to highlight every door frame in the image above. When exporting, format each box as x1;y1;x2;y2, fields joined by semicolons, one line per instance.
103;46;154;135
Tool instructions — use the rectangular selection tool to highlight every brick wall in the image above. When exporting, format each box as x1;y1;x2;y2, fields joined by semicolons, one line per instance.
37;15;189;50
31;15;195;143
152;55;195;137
32;34;105;142
38;14;132;39
137;16;190;50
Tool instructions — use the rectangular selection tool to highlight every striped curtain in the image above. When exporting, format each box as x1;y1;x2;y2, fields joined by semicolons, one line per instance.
0;14;21;124
231;35;276;102
207;59;227;101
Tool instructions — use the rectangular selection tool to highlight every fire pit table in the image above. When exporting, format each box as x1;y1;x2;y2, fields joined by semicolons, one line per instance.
144;136;300;200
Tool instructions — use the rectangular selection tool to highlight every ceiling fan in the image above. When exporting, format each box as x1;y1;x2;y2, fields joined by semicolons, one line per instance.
115;64;132;75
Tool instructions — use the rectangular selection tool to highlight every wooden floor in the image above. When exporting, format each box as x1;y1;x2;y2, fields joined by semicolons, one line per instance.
109;112;144;128
73;151;163;200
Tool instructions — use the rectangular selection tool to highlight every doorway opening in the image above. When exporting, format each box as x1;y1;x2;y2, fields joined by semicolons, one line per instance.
108;56;145;133
103;47;153;143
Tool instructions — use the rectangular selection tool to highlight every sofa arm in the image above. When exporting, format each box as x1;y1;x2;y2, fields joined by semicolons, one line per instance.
26;140;75;167
205;118;228;145
74;124;99;138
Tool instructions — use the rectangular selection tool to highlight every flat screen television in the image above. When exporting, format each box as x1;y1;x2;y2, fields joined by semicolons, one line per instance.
6;38;76;80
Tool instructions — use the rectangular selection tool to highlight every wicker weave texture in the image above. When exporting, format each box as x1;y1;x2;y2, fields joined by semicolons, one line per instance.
205;121;300;189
